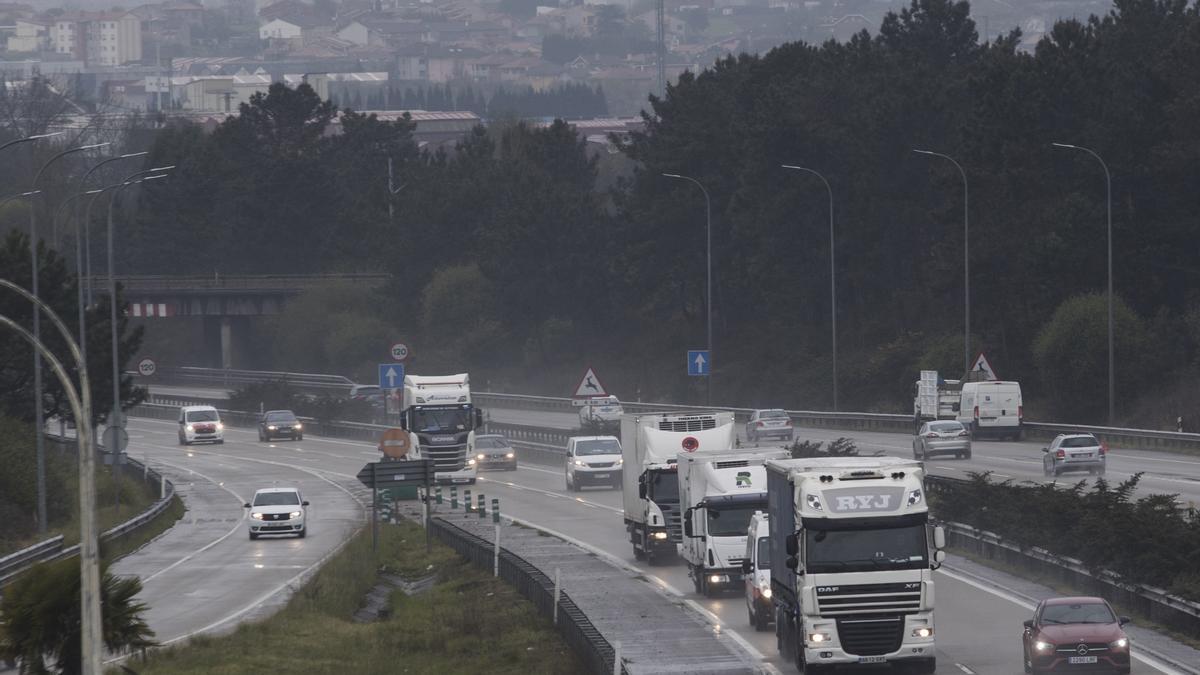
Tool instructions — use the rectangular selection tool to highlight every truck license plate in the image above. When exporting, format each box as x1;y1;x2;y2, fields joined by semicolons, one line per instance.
857;656;886;664
1068;656;1098;664
593;473;610;479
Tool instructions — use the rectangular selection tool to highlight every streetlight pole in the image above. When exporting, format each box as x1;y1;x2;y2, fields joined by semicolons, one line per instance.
781;164;838;411
0;278;99;675
0;131;63;157
913;149;970;376
73;152;148;316
1052;142;1114;425
29;141;108;533
106;167;172;512
663;172;713;406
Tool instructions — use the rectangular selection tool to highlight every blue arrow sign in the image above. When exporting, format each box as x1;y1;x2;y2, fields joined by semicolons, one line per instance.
378;363;406;390
687;350;710;376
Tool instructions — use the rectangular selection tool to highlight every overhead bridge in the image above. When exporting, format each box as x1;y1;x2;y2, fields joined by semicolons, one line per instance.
98;273;391;368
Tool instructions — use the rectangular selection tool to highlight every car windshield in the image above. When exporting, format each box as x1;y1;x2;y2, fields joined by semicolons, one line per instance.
757;537;770;570
1061;437;1099;448
412;407;470;433
477;437;508;449
575;439;621;455
186;410;219;422
760;410;788;419
1041;602;1115;625
805;523;928;573
266;412;296;422
253;492;300;506
930;422;963;432
707;505;761;537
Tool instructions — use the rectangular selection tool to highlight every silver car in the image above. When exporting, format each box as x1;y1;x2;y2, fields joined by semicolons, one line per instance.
913;420;972;459
1043;434;1106;477
746;409;794;442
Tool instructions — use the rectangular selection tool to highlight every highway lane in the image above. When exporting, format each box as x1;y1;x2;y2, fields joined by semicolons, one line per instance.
486;406;1200;506
124;413;1188;674
110;419;364;647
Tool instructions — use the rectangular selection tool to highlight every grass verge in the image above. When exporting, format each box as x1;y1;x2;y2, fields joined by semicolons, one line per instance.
121;520;586;675
949;546;1200;651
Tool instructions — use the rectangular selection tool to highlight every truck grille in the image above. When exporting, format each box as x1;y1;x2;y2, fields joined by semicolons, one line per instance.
657;417;717;432
836;616;904;656
425;444;466;472
660;502;683;542
815;582;922;616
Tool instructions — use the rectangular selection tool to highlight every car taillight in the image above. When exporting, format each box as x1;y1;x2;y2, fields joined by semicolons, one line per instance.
1018;405;1023;419
958;430;969;437
973;406;979;419
1099;441;1107;455
1056;449;1065;459
925;432;938;438
757;421;765;427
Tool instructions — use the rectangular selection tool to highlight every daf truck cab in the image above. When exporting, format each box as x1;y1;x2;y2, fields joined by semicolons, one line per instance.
400;373;483;484
621;411;735;564
679;447;790;597
766;456;945;674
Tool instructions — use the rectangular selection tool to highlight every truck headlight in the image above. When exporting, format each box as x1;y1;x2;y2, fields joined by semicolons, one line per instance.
506;452;515;459
907;489;923;506
251;513;265;520
1034;641;1052;652
1109;638;1128;650
467;458;477;466
807;632;831;643
911;627;933;638
477;453;486;460
652;531;668;540
761;587;772;599
806;494;823;511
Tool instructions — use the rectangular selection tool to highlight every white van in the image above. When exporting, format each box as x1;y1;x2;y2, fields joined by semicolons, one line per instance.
179;405;225;445
741;511;772;631
957;381;1023;440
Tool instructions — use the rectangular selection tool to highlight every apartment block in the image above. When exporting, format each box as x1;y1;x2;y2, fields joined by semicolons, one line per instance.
50;11;143;66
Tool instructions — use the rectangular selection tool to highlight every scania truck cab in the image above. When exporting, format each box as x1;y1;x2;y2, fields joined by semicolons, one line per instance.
401;373;482;484
765;456;945;674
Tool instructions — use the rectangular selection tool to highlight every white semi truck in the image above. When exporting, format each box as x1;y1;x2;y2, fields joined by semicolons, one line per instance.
678;447;790;596
621;411;735;564
765;456;944;674
400;373;482;484
912;370;962;430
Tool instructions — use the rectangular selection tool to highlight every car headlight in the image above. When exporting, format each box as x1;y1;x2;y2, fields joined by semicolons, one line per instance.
506;452;515;459
288;511;302;519
1034;641;1053;652
574;459;587;467
467;458;476;466
251;513;265;520
807;632;831;643
293;423;302;430
185;424;194;431
216;422;224;430
652;531;668;540
267;425;277;431
911;627;933;638
477;453;486;460
1109;638;1128;650
615;458;623;466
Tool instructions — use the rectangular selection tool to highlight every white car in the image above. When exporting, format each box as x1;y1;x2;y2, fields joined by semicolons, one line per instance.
565;435;623;490
178;405;224;445
245;487;308;540
742;511;772;631
577;396;623;427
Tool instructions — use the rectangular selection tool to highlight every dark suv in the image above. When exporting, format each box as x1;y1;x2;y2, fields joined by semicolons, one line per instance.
258;410;303;442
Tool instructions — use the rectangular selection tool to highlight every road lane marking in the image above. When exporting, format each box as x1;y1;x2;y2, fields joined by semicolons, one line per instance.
477;476;623;515
955;663;975;675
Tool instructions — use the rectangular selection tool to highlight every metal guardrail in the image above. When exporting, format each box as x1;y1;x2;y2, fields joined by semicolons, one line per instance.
152;366;354;393
0;445;176;589
431;516;622;675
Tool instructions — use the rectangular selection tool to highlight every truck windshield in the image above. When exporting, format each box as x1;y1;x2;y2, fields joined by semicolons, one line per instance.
707;505;760;537
412;407;470;433
647;470;678;503
805;523;928;573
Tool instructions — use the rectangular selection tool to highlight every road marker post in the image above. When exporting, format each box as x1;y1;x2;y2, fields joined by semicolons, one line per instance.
450;487;458;509
491;498;499;523
553;567;561;625
477;493;485;518
493;524;500;577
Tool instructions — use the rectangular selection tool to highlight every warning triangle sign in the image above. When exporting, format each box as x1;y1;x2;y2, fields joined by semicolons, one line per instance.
573;367;608;398
971;353;998;381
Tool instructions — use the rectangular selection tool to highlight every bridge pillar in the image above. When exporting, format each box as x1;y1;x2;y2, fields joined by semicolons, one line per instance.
220;317;233;369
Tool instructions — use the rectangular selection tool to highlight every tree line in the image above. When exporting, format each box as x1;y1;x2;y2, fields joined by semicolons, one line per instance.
121;0;1200;424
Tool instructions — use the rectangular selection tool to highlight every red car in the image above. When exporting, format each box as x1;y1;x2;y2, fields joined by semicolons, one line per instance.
1022;597;1131;674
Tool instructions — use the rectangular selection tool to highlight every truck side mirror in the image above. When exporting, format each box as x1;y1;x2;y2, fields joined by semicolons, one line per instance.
741;560;752;574
398;413;408;431
785;556;801;573
638;481;647;499
933;525;946;550
683;509;694;538
785;533;799;556
474;409;484;428
933;550;946;565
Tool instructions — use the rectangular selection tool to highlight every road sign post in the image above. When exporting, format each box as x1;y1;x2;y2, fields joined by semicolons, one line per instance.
687;350;710;377
371;462;378;552
378;363;406;390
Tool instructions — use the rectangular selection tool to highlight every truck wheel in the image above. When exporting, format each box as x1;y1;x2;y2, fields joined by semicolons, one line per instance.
912;658;936;674
691;568;703;594
754;604;770;632
633;545;645;561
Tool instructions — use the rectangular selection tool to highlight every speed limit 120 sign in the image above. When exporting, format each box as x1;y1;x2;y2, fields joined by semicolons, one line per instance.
389;342;409;362
137;358;157;377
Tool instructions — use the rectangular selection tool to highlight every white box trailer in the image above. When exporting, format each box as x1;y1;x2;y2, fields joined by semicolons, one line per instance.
621;411;735;564
678;447;790;597
766;456;945;674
